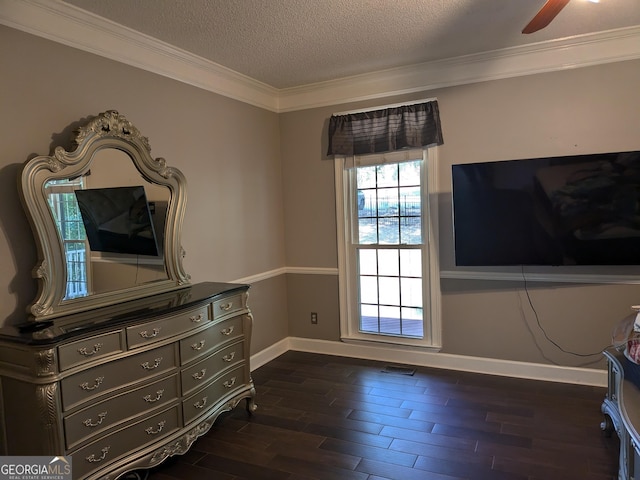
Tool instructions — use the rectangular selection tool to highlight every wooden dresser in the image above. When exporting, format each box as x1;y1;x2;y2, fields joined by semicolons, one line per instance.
602;347;640;480
0;282;256;480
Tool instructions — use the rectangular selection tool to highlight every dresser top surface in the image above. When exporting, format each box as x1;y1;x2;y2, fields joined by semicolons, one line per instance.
0;282;249;345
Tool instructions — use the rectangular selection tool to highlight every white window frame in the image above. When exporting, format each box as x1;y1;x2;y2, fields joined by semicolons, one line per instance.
335;148;442;350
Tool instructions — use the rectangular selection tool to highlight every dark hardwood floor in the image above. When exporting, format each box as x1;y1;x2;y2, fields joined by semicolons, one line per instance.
147;351;619;480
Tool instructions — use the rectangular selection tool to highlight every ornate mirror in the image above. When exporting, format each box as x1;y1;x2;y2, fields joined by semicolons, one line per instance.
20;110;190;322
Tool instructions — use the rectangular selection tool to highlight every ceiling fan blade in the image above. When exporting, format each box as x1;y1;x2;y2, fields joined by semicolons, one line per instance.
522;0;571;34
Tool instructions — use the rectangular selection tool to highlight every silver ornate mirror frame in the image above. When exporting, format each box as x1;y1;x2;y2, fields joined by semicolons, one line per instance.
20;110;190;322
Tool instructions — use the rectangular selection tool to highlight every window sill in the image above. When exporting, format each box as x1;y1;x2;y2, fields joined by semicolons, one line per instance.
340;335;442;352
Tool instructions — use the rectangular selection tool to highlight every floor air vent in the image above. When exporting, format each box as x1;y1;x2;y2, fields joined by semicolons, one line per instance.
382;365;416;376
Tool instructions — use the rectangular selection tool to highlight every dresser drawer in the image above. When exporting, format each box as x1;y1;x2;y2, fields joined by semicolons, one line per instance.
71;405;181;480
212;294;245;321
58;331;124;371
64;374;180;450
182;364;247;424
61;343;177;411
181;341;244;396
126;305;210;348
179;315;244;364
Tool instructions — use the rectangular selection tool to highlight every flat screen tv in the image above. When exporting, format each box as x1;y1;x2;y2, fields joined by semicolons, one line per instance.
74;185;160;257
451;150;640;266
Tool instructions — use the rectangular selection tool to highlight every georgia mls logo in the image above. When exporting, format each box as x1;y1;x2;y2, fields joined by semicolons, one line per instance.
48;457;71;475
0;456;72;480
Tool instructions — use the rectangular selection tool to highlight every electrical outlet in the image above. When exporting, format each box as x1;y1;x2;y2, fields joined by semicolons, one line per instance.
310;312;318;324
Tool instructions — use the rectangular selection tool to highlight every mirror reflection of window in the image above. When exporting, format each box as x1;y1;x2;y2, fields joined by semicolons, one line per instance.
45;178;90;299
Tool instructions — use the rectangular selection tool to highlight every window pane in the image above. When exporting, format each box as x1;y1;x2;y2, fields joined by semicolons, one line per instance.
360;304;379;333
379;306;401;334
360;276;378;304
377;187;398;216
64;241;88;299
357;166;376;189
359;249;377;275
399;186;420;216
358;217;377;244
70;221;85;240
399;161;420;186
356;189;366;213
376;164;397;188
401;307;424;337
378;276;399;305
377;249;398;276
358;190;375;223
401;277;423;308
400;222;421;245
400;250;422;277
378;217;399;244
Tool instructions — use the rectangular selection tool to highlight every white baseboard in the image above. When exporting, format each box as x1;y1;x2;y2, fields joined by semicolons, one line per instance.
251;336;607;387
250;338;291;370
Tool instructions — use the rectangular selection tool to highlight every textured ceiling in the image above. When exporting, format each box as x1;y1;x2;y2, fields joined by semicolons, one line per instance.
61;0;640;89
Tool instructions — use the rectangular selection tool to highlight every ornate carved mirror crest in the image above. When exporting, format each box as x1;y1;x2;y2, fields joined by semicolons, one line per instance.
20;110;190;321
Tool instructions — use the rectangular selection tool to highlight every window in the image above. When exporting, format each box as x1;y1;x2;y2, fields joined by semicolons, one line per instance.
336;149;441;349
45;179;90;299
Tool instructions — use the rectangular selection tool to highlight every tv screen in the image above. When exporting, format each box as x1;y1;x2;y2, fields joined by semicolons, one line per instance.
74;186;160;257
451;150;640;266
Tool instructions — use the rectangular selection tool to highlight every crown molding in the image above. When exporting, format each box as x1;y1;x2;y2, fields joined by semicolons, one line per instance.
2;0;639;113
0;0;279;111
277;25;640;112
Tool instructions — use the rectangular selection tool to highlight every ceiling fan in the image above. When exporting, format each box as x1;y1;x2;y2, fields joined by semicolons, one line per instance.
522;0;571;34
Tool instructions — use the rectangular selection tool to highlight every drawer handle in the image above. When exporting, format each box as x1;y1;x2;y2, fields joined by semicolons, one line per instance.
223;377;237;388
83;411;107;428
80;376;104;391
222;352;236;362
190;313;204;323
221;326;235;336
141;357;163;370
145;420;166;435
191;340;206;351
143;389;165;403
86;446;110;463
192;369;206;380
194;397;208;409
219;302;233;312
78;343;102;356
139;328;161;339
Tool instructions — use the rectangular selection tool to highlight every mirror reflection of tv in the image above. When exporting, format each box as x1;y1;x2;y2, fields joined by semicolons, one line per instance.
451;150;640;266
74;186;160;257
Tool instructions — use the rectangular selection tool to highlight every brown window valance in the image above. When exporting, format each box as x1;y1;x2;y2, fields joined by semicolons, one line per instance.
327;100;444;156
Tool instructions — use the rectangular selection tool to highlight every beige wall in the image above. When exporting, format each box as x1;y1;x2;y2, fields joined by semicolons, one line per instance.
0;26;287;354
286;274;340;340
280;59;640;369
2;24;640;370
